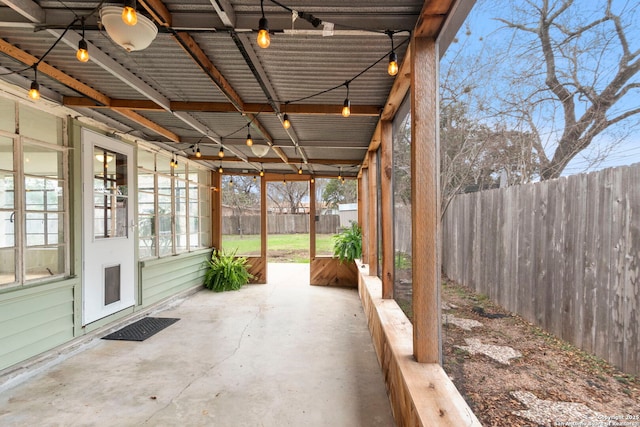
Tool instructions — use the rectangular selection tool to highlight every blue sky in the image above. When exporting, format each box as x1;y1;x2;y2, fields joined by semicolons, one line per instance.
441;0;640;176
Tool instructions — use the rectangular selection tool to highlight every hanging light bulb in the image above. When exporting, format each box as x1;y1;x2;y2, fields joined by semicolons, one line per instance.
310;177;315;184
122;0;138;26
170;156;175;168
76;18;89;62
259;167;264;177
28;66;40;100
387;31;398;76
195;145;202;158
28;80;40;100
298;166;303;175
174;156;178;168
341;82;351;118
388;51;398;76
283;113;291;130
218;165;223;174
77;39;89;62
257;0;270;48
218;146;225;158
229;178;234;187
246;124;253;147
253;175;257;182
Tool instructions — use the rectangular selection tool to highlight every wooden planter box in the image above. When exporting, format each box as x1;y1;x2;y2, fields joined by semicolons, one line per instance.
310;257;359;288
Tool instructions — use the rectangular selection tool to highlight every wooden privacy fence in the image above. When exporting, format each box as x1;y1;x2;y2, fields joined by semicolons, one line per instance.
442;163;640;376
222;214;340;235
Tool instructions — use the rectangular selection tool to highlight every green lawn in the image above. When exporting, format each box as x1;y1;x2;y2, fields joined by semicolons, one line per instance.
222;233;335;262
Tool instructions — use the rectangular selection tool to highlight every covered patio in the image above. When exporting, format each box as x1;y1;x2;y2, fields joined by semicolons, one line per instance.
1;264;395;426
0;0;480;425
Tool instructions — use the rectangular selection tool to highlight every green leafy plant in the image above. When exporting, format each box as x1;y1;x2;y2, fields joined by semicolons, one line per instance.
332;221;362;263
203;249;253;292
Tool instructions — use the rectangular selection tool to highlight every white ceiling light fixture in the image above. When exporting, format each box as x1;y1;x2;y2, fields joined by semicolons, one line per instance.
100;6;158;52
250;144;270;158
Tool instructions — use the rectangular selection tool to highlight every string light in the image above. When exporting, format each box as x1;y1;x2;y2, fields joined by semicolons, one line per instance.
257;0;270;48
387;31;398;76
76;18;89;62
310;176;315;184
218;164;223;174
122;0;138;26
28;66;40;100
195;144;202;158
77;39;89;62
338;167;342;181
253;175;257;182
341;82;351;118
259;166;264;177
246;124;253;146
229;177;234;187
218;146;225;158
298;165;303;175
29;80;40;100
282;102;291;129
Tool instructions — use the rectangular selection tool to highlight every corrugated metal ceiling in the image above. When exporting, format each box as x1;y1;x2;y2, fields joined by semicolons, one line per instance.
0;0;449;177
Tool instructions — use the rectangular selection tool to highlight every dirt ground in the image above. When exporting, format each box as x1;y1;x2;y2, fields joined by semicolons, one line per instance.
441;279;640;427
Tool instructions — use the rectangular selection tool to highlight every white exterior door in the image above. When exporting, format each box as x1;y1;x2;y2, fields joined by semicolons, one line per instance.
82;129;135;325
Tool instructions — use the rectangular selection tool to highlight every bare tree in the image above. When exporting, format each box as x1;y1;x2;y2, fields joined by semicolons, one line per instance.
497;0;640;179
439;0;640;193
267;181;308;214
222;175;259;216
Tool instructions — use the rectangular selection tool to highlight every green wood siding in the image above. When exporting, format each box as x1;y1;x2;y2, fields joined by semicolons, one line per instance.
0;281;75;371
140;250;210;307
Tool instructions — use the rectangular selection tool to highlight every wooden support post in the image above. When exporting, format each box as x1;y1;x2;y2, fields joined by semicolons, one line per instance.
360;168;369;264
367;150;378;274
358;175;364;231
411;36;441;364
211;171;222;251
260;176;267;259
309;179;316;260
380;120;394;299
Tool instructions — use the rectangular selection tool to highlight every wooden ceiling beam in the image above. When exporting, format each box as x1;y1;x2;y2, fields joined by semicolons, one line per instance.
62;97;382;116
139;0;293;169
192;156;360;166
173;31;244;112
280;103;382;117
414;0;455;38
0;39;110;106
111;108;181;142
139;0;172;27
0;39;180;141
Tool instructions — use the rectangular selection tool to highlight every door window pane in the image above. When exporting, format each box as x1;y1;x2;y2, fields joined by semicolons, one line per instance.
93;146;128;239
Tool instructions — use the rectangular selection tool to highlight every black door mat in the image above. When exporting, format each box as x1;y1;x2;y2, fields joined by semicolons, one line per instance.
102;317;179;342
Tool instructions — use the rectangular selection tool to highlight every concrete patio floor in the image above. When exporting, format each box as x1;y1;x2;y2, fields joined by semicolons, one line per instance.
0;263;395;426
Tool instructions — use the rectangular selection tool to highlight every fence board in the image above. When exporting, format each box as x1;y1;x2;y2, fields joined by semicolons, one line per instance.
609;166;627;369
222;214;339;235
442;163;640;376
624;165;640;373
